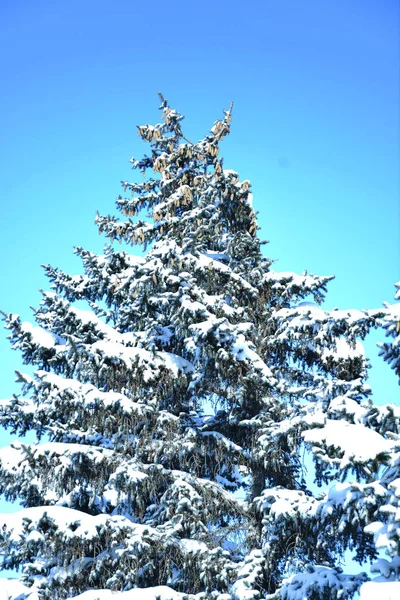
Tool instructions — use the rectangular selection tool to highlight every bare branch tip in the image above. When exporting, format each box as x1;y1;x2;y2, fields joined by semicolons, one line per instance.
158;92;167;107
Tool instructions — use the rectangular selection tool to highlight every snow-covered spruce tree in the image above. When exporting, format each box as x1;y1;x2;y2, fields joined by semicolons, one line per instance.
0;95;399;600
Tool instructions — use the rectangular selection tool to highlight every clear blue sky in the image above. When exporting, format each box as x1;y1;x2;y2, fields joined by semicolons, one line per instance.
0;0;399;437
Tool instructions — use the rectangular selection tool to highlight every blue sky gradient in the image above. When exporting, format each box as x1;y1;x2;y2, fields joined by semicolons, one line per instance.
0;1;399;443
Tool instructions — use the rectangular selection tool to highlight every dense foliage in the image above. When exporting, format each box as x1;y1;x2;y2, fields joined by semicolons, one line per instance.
1;96;399;600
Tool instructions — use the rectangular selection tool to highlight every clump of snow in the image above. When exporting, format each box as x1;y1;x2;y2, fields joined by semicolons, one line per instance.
179;538;207;554
231;333;274;380
69;306;121;341
302;420;392;466
280;565;368;600
359;581;400;600
322;338;365;360
37;370;148;411
2;579;34;600
70;586;187;600
0;506;155;544
20;322;65;348
88;340;194;384
260;488;317;519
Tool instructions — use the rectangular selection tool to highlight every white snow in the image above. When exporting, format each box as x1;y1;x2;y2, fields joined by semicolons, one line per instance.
91;340;193;379
359;581;400;600
0;441;116;478
231;333;274;379
0;506;154;544
70;586;186;600
70;306;120;340
322;338;365;360
0;506;105;542
1;579;35;600
265;270;328;292
197;253;255;292
179;538;207;554
294;301;317;308
35;371;148;414
260;488;317;519
222;169;239;179
370;557;400;579
384;302;400;319
302;420;392;465
324;480;386;511
365;520;388;542
204;251;229;262
279;565;368;600
20;322;64;348
328;395;367;422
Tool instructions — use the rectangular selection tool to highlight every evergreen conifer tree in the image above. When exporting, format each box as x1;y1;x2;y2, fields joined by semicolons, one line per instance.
1;95;399;600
